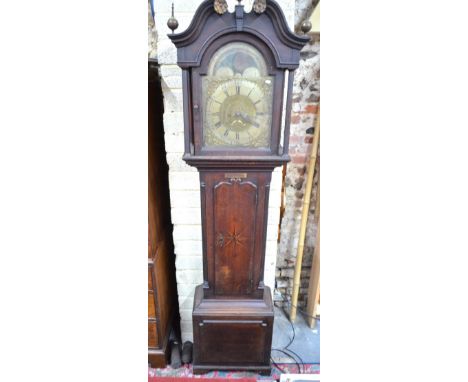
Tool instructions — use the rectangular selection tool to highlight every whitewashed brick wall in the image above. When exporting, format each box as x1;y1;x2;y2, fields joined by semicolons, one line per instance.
154;0;295;342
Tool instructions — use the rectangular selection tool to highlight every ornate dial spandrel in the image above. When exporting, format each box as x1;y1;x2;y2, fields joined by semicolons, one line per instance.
202;42;274;149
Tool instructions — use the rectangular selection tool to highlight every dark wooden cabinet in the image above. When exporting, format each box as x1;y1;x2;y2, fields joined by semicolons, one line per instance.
167;0;309;374
148;60;179;368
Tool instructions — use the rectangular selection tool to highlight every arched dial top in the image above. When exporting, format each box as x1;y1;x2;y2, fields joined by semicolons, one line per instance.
202;42;274;149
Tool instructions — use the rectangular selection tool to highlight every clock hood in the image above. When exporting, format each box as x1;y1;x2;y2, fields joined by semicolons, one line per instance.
168;0;309;70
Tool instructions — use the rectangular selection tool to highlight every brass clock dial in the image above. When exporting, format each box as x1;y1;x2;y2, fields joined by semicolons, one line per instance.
205;77;271;147
202;43;274;149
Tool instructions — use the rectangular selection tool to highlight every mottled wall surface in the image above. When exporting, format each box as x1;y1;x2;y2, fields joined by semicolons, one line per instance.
294;0;319;32
148;0;157;58
275;34;320;310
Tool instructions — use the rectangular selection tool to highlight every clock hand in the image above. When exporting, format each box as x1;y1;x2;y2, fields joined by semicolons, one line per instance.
235;112;260;128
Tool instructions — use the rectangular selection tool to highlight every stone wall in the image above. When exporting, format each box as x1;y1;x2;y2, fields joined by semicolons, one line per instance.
275;34;320;310
148;0;157;58
151;0;295;342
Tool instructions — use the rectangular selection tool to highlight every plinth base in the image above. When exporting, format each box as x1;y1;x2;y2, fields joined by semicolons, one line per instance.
191;284;274;375
192;363;271;375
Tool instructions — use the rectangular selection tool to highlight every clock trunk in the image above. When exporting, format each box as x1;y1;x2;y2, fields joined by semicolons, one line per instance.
200;170;271;299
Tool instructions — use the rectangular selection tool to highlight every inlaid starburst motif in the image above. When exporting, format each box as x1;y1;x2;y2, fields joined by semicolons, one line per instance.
216;227;244;248
225;227;243;247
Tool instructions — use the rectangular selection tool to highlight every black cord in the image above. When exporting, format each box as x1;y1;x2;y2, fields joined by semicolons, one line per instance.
271;288;321;374
284;348;305;374
275;289;321;321
284;310;296;349
270;356;286;374
276;347;303;374
271;348;301;374
283;314;305;373
271;307;304;373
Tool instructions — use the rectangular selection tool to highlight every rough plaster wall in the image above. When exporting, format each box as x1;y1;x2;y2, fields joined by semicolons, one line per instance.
275;36;320;309
294;0;319;32
153;0;295;342
148;0;157;58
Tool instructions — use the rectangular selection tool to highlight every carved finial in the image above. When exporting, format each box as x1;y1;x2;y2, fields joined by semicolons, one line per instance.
214;0;228;15
253;0;267;14
167;2;179;33
300;20;312;34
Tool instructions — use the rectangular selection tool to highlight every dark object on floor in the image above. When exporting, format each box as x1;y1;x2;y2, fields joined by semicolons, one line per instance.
170;339;182;369
181;341;193;364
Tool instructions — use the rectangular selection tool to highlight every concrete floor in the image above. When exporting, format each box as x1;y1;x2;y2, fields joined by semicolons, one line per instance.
271;306;320;364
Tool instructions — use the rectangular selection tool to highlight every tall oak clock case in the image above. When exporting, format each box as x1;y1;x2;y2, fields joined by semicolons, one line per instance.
168;0;309;374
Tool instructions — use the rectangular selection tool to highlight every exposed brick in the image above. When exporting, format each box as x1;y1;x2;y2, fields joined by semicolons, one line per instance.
297;165;307;176
305;104;318;114
277;36;320;309
289;135;302;145
292;94;302;103
299;287;309;295
291;114;301;124
281;268;295;278
291;153;307;164
301;267;311;278
294;177;305;190
295;191;304;199
276;279;288;288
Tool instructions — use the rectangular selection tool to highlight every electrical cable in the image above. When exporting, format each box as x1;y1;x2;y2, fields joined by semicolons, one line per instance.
284;309;295;349
271;288;321;374
276;347;303;374
284;348;305;374
275;289;320;321
283;313;305;373
271;348;301;374
270;356;286;374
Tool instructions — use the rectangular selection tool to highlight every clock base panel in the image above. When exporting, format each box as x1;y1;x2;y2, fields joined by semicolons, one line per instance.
192;284;274;374
192;363;272;376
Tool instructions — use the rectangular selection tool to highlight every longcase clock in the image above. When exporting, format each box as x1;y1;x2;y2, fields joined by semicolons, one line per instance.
168;0;309;374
